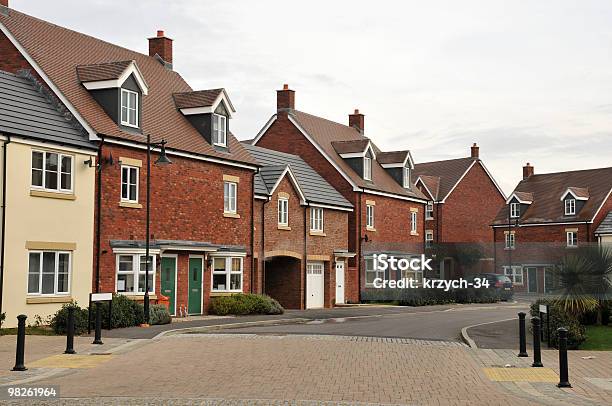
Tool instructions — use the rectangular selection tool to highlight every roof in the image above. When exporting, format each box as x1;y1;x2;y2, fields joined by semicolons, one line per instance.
331;139;370;154
377;150;410;165
263;110;426;200
109;239;246;252
564;187;590;200
492;167;612;225
595;211;612;235
173;89;223;109
413;157;476;202
0;8;255;166
0;70;95;149
76;60;132;82
243;144;353;210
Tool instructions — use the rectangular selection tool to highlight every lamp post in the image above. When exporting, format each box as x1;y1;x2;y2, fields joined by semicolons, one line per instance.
144;133;171;324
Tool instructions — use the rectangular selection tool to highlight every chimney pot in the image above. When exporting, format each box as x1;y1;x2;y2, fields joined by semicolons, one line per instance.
277;84;295;111
349;109;365;134
470;142;479;159
148;30;173;68
157;30;164;37
0;0;7;7
523;162;534;180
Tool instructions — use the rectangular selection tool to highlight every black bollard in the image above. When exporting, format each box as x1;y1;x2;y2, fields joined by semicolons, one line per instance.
12;314;27;371
64;306;76;354
518;312;528;357
92;302;103;345
557;327;572;388
531;317;543;367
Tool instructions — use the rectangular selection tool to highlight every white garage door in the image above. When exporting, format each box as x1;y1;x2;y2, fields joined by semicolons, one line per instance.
306;262;324;309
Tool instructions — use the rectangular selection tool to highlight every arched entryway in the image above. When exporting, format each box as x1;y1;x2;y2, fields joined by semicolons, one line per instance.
264;254;302;309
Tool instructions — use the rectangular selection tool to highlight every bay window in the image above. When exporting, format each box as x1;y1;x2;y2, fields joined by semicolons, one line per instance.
116;254;155;294
212;256;243;292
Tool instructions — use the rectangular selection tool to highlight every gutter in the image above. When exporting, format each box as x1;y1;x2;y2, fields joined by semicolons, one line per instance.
0;136;9;320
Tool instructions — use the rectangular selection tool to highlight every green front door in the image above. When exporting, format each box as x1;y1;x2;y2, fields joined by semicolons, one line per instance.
161;257;176;315
527;267;538;293
188;258;203;314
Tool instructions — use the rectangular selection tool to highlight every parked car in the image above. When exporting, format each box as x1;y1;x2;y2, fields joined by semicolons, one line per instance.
468;273;514;301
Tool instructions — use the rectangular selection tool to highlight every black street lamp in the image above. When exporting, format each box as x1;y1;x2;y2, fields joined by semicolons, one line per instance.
144;133;171;324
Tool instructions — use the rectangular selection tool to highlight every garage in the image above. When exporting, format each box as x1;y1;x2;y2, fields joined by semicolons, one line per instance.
306;262;324;309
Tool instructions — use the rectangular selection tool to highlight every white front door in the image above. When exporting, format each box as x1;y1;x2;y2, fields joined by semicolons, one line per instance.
335;261;345;305
306;262;324;309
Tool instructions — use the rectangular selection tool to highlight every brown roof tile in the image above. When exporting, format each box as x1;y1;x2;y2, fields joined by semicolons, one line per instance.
173;89;223;109
566;187;590;199
377;150;410;165
0;9;256;166
331;139;370;154
512;191;534;203
76;60;132;82
416;175;441;200
413;157;476;201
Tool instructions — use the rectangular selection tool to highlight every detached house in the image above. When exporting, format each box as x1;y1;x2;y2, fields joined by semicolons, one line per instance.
252;85;428;300
0;4;258;317
413;143;506;279
491;163;612;293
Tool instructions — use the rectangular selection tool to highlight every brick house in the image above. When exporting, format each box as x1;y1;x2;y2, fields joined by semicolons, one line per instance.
0;5;260;316
244;144;353;308
491;163;612;293
413;143;506;279
251;85;428;300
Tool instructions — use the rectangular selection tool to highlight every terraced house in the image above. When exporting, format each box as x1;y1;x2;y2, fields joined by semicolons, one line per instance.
252;86;429;300
491;163;612;293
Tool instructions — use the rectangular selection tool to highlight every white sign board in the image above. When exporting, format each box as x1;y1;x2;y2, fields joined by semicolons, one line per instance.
91;292;113;302
539;304;548;314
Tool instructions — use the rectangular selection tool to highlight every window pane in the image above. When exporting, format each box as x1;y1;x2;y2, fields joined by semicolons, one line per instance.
129;184;137;201
129;167;137;184
121;106;128;123
60;156;72;190
139;256;154;273
231;258;241;272
230;273;241;290
42;252;56;294
45;153;58;190
57;253;70;293
117;274;133;292
128;107;136;125
213;257;226;272
213;274;226;290
118;255;134;272
32;152;43;187
28;253;41;294
138;273;154;293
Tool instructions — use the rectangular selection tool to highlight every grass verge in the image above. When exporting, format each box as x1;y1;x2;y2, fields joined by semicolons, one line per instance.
580;325;612;350
0;326;56;336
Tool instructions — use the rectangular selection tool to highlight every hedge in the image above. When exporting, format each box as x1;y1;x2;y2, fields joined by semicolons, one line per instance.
529;299;586;349
209;294;284;316
361;287;502;306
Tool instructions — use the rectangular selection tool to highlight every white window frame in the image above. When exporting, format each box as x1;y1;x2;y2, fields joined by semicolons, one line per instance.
278;198;289;226
115;254;156;294
211;256;243;292
425;230;434;248
403;166;411;188
224;181;237;214
120;165;139;203
310;207;324;232
27;251;71;296
120;88;139;128
363;157;372;181
365;256;384;287
566;231;578;247
411;211;418;233
366;204;375;229
212;114;227;147
505;232;515;250
307;262;324;275
426;201;434;219
565;199;576;216
504;266;523;285
31;150;73;193
510;202;520;218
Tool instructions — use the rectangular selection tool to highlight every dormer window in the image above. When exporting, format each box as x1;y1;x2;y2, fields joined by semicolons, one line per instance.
121;89;139;128
363;156;372;181
403;167;411;188
510;202;520;218
213;114;227;147
565;198;576;216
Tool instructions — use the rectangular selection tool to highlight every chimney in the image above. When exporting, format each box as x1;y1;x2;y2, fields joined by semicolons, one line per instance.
470;143;479;159
148;30;173;68
277;84;295;111
523;162;534;180
349;109;365;134
0;0;8;8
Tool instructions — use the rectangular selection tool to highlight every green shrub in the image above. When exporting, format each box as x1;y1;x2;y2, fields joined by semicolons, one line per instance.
209;294;284;316
362;287;501;306
94;295;144;329
50;302;89;335
149;304;171;325
530;299;586;349
0;312;6;328
580;301;611;326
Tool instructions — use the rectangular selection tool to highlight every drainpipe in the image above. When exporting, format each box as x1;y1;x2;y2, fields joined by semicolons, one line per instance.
303;201;308;309
94;138;104;294
250;170;256;293
0;136;10;320
357;193;362;302
261;196;269;294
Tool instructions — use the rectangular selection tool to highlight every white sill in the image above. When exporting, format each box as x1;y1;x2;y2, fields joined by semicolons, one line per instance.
213;142;228;148
426;217;434;220
120;121;139;129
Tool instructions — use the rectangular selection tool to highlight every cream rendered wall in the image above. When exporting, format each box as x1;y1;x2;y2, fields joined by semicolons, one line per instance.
2;140;96;328
601;235;612;245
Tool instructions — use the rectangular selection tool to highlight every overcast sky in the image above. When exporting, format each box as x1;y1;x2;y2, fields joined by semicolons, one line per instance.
12;0;612;193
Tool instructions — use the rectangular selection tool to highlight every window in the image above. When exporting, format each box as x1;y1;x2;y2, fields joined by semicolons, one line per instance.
120;89;138;127
307;262;324;275
565;199;576;216
278;198;289;226
363;157;372;180
224;182;237;214
365;257;385;287
504;266;523;285
28;251;70;295
212;256;243;292
505;232;515;249
121;166;139;202
425;230;434;248
567;231;578;247
403;167;411;188
31;150;73;192
410;211;418;234
510;202;520;218
116;254;155;293
212;114;227;147
366;204;375;229
426;201;434;219
310;207;324;232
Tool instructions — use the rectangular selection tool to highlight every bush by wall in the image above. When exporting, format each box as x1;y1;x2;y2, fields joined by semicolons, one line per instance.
209;294;284;316
361;287;502;306
149;304;171;325
530;299;586;349
50;302;89;335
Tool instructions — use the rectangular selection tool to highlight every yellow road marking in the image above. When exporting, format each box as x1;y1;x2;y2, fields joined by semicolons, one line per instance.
484;367;558;382
29;354;113;369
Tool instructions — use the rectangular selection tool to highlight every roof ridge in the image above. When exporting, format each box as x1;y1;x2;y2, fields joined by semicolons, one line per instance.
415;156;475;166
525;166;612;178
